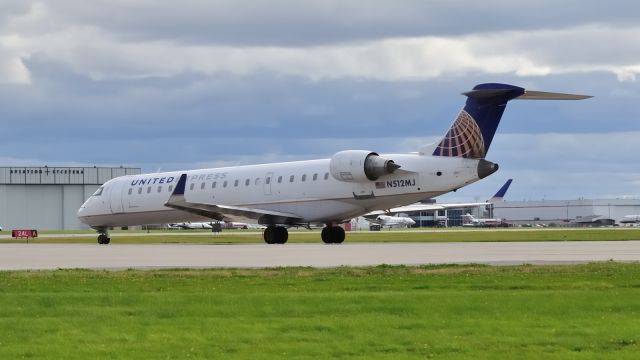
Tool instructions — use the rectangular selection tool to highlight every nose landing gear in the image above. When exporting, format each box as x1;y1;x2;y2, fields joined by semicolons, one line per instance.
95;229;110;245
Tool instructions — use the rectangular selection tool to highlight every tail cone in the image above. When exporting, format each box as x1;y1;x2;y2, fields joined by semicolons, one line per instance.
477;159;498;179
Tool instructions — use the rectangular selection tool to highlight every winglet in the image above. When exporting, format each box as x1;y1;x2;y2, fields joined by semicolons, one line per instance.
172;173;187;196
166;173;188;207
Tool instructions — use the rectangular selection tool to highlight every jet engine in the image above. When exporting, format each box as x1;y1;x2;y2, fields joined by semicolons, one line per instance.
329;150;400;182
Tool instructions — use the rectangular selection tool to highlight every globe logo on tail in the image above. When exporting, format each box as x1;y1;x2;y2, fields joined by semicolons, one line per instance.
432;110;485;158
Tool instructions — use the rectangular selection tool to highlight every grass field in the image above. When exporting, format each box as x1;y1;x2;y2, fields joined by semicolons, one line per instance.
1;263;639;359
2;228;640;244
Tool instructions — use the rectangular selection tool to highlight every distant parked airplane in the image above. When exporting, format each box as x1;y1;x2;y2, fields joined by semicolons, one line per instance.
367;214;416;229
462;213;507;227
77;84;589;244
620;215;640;225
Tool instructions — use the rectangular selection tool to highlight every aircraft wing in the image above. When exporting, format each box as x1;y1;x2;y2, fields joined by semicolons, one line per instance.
164;174;305;225
367;202;488;216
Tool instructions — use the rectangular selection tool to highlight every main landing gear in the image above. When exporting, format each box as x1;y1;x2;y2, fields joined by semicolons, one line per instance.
321;225;345;244
96;228;110;245
262;224;346;244
263;225;288;244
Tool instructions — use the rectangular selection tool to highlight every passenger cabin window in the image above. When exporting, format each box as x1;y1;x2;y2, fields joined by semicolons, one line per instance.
200;182;205;190
138;188;142;194
190;183;195;191
289;175;295;183
277;176;282;183
245;179;250;186
313;173;318;181
212;181;217;189
302;174;307;182
168;185;173;192
147;186;151;194
157;186;162;193
93;187;104;196
324;172;329;180
223;181;228;188
128;188;132;195
234;179;239;187
266;177;271;185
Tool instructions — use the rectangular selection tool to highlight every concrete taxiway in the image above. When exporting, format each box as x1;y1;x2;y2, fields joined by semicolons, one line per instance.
1;241;639;270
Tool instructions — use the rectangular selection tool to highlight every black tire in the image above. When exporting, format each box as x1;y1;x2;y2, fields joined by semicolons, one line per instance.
263;226;278;244
331;226;345;244
275;226;288;244
321;226;345;244
321;226;331;244
97;234;107;244
104;237;111;245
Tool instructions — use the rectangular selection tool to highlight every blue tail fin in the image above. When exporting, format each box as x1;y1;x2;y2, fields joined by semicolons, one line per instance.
432;83;524;158
430;83;590;159
490;179;512;201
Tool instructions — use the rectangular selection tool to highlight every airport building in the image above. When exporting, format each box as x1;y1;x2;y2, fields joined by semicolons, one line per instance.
0;166;141;231
492;199;640;227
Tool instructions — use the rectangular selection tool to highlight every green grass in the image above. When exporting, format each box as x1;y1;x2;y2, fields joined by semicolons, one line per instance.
1;263;639;359
2;228;640;244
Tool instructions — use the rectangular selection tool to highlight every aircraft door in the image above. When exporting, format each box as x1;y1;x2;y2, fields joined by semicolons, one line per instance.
264;172;273;196
109;179;126;214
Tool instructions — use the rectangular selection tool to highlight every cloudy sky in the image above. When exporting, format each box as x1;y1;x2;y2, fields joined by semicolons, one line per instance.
1;1;639;202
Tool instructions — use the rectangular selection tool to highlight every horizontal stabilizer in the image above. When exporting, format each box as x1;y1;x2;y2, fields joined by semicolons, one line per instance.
516;90;592;100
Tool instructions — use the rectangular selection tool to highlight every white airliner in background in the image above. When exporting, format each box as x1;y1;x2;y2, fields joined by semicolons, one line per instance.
462;213;507;227
367;214;416;229
77;83;589;244
620;215;640;225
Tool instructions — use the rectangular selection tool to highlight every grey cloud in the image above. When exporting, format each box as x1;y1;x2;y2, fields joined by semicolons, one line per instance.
7;0;639;46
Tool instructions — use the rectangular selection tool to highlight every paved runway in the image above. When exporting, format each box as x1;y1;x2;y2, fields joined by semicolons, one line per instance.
1;241;639;270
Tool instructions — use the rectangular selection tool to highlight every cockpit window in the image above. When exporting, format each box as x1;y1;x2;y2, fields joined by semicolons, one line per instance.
93;187;104;196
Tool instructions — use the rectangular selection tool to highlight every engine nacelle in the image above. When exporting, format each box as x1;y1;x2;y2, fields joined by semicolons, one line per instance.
329;150;400;182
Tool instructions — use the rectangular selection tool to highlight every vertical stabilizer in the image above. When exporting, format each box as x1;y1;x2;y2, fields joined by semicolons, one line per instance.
425;83;590;158
490;179;512;202
430;83;524;158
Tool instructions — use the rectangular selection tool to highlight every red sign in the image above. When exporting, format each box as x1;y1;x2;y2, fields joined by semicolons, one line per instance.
12;230;38;238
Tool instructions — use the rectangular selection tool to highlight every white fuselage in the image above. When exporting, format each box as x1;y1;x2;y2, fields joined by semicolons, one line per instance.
78;153;484;228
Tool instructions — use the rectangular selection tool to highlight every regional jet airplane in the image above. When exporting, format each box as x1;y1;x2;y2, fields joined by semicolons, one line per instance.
77;83;590;244
367;214;416;229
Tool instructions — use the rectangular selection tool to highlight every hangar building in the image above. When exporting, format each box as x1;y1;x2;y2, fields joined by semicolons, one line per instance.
0;166;141;231
492;199;640;226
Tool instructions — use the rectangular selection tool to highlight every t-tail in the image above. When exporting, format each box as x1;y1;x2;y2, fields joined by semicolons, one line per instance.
422;83;591;159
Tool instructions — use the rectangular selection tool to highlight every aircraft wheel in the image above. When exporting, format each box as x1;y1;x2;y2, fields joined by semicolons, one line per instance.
321;226;345;244
331;226;345;244
97;234;109;245
263;226;277;244
275;226;288;244
321;227;330;243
